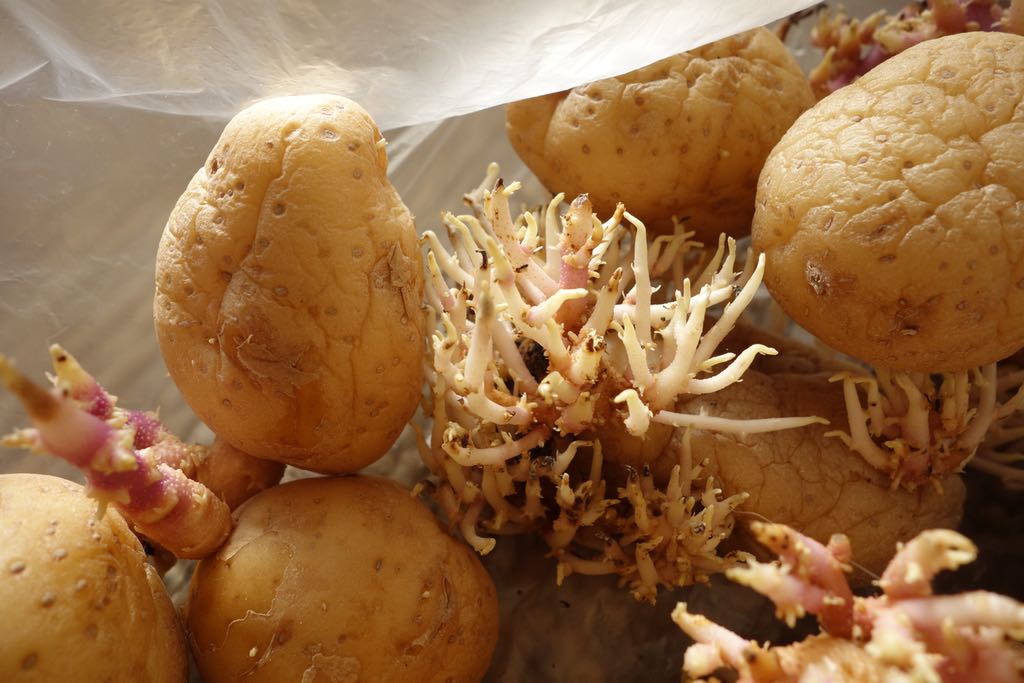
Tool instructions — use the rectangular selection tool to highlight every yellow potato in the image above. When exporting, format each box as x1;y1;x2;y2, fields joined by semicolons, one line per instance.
753;32;1024;371
186;475;499;683
506;28;815;240
155;95;424;473
0;473;186;681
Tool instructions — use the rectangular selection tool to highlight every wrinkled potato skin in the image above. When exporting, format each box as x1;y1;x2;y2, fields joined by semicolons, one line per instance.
506;28;815;240
671;371;965;577
0;474;186;682
187;476;499;683
753;33;1024;371
155;95;424;473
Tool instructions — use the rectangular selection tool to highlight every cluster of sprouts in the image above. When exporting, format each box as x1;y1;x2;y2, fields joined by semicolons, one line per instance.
417;164;823;600
674;522;1024;682
807;0;1024;96
827;365;1024;489
975;359;1024;488
0;346;233;558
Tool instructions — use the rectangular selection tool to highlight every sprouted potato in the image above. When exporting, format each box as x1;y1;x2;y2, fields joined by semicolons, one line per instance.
753;31;1024;488
418;165;827;601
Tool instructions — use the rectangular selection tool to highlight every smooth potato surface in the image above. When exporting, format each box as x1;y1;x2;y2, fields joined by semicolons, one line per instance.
155;95;424;473
0;474;186;682
753;32;1024;371
187;476;499;683
507;28;815;240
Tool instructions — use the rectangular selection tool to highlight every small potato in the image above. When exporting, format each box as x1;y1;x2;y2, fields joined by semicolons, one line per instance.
155;95;424;473
186;476;499;683
753;32;1024;371
0;473;186;681
507;28;815;240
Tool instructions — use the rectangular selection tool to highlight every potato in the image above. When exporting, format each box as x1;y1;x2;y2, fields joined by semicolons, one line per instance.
753;32;1024;371
155;95;424;473
0;473;186;681
672;371;966;577
506;28;815;240
186;475;499;683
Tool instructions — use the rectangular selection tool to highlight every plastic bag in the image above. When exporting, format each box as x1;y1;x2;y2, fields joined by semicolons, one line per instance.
2;0;817;128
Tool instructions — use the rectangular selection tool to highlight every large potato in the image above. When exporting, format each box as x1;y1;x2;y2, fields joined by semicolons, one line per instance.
155;95;424;473
753;32;1024;371
186;475;500;683
506;28;815;240
0;473;186;681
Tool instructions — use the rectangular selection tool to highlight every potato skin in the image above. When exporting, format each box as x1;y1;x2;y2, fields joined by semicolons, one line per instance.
186;476;500;683
672;371;965;578
0;473;186;682
155;95;424;473
753;32;1024;371
506;28;815;240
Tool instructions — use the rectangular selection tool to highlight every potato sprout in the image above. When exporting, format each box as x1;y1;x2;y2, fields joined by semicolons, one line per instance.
418;164;824;600
808;0;1024;97
827;364;1024;489
974;359;1024;488
1;348;235;558
674;523;1024;682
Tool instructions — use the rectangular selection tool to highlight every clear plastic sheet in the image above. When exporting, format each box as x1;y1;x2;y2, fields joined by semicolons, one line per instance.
2;0;817;129
0;1;894;681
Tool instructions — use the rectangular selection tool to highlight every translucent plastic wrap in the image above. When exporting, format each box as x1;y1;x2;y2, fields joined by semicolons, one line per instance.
2;0;817;128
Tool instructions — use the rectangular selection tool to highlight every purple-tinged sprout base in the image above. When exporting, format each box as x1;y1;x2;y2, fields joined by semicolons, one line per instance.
674;523;1024;682
807;0;1024;97
0;352;231;559
418;165;825;601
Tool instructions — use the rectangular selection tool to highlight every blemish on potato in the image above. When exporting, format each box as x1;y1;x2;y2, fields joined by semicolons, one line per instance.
274;286;288;297
52;547;67;560
374;558;383;573
39;592;56;607
21;653;38;670
352;168;363;179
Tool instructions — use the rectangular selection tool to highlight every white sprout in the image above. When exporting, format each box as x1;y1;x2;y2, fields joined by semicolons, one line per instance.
418;165;822;599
